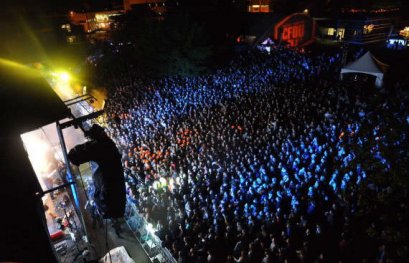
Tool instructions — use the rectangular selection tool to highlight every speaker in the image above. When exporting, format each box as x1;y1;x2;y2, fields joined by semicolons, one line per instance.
68;125;126;219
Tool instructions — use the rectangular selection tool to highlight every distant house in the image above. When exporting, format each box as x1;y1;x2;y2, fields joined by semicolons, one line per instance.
315;8;398;45
247;0;270;13
123;0;167;13
66;0;167;42
69;10;124;34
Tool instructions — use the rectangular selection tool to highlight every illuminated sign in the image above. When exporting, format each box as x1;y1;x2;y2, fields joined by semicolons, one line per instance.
282;22;305;46
274;13;316;47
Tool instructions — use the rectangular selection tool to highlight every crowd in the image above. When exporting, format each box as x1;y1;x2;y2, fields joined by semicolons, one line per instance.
101;46;408;262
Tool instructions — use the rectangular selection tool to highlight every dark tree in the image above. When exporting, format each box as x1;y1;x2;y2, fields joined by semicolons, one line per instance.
159;13;213;76
109;10;213;77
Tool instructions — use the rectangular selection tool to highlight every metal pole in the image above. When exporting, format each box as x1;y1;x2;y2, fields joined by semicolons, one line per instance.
36;181;75;197
56;121;89;243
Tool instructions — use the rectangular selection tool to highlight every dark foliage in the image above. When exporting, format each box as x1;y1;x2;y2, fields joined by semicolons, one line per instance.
109;10;214;77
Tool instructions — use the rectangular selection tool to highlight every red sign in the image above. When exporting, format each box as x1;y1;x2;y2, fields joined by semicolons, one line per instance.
274;13;316;47
282;22;305;46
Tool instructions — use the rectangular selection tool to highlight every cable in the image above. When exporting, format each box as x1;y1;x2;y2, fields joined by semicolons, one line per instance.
105;219;112;263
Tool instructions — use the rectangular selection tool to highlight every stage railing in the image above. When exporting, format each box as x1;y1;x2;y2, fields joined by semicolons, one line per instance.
124;202;177;263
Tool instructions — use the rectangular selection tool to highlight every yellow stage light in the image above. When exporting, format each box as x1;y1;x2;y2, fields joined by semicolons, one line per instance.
49;71;74;100
58;72;71;82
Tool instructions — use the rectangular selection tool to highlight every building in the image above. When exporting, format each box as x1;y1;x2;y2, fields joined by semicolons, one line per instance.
69;10;124;34
65;0;167;41
316;8;399;45
124;0;166;13
248;0;270;13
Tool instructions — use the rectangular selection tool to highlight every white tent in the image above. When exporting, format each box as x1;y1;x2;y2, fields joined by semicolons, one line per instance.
340;51;389;87
99;246;135;263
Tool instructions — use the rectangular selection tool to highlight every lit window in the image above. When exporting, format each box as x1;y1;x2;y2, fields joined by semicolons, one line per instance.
363;24;374;34
95;14;109;22
251;5;259;12
399;27;409;38
327;28;335;36
248;5;269;13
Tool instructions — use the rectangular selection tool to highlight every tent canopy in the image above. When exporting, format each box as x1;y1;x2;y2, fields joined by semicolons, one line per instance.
0;59;70;136
340;51;389;87
0;59;69;262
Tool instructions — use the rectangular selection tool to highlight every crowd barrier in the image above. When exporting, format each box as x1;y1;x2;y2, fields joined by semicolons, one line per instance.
125;202;177;263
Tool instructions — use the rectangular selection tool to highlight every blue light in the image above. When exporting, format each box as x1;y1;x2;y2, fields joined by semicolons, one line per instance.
71;183;80;208
66;170;80;208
